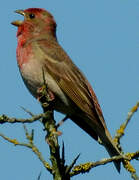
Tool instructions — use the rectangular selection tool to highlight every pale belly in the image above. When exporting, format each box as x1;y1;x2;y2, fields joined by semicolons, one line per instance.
20;58;73;114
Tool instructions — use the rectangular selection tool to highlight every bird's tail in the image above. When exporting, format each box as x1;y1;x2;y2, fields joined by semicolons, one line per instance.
70;115;121;172
100;129;121;172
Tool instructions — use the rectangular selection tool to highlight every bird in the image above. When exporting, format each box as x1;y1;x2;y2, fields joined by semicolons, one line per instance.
12;8;121;172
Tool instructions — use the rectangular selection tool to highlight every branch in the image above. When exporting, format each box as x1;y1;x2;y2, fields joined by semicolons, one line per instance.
114;101;139;144
1;79;139;180
113;102;139;180
70;151;139;179
38;84;71;180
0;113;45;124
0;125;52;173
71;154;123;176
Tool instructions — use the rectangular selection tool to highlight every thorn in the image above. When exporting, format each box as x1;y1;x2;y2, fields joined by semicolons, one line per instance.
23;124;28;136
37;171;42;180
66;154;80;174
20;106;34;117
31;129;34;141
61;141;65;166
23;125;34;142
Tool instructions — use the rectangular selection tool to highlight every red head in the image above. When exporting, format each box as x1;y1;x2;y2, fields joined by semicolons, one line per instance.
12;8;57;38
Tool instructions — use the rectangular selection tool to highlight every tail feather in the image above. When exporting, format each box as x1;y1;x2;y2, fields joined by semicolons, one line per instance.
70;115;121;172
104;142;121;172
101;130;121;173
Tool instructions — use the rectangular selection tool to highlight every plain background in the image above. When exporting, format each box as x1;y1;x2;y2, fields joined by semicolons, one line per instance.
0;0;139;179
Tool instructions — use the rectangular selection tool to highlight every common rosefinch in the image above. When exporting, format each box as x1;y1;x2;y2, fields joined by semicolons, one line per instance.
12;8;121;171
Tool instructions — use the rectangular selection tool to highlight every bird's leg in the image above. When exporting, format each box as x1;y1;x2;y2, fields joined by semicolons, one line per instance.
37;82;55;112
37;84;62;137
37;67;55;109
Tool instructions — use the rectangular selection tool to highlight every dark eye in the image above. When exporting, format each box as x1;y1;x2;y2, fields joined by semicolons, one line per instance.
29;13;35;19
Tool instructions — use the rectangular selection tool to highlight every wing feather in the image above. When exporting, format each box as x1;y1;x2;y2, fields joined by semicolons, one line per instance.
36;39;106;128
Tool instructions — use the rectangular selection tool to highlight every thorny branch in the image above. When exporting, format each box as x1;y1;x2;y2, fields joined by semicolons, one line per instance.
0;93;139;180
38;82;71;180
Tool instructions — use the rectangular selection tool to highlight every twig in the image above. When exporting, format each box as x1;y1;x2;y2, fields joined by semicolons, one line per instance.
70;155;123;176
123;152;139;180
0;126;52;174
114;102;139;143
0;113;45;124
113;101;139;180
20;106;35;117
70;151;139;178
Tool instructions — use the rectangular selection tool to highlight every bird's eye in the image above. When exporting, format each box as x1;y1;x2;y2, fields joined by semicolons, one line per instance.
29;13;35;19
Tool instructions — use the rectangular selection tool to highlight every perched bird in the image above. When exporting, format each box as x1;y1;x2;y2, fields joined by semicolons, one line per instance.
12;8;121;171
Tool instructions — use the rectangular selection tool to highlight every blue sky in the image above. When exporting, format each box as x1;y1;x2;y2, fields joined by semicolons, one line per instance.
0;0;139;180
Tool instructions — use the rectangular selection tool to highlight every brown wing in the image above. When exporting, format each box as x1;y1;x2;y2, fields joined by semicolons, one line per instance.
36;39;106;129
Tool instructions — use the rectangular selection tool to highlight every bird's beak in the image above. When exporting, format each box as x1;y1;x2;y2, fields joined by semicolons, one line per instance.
11;9;25;27
15;9;25;16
